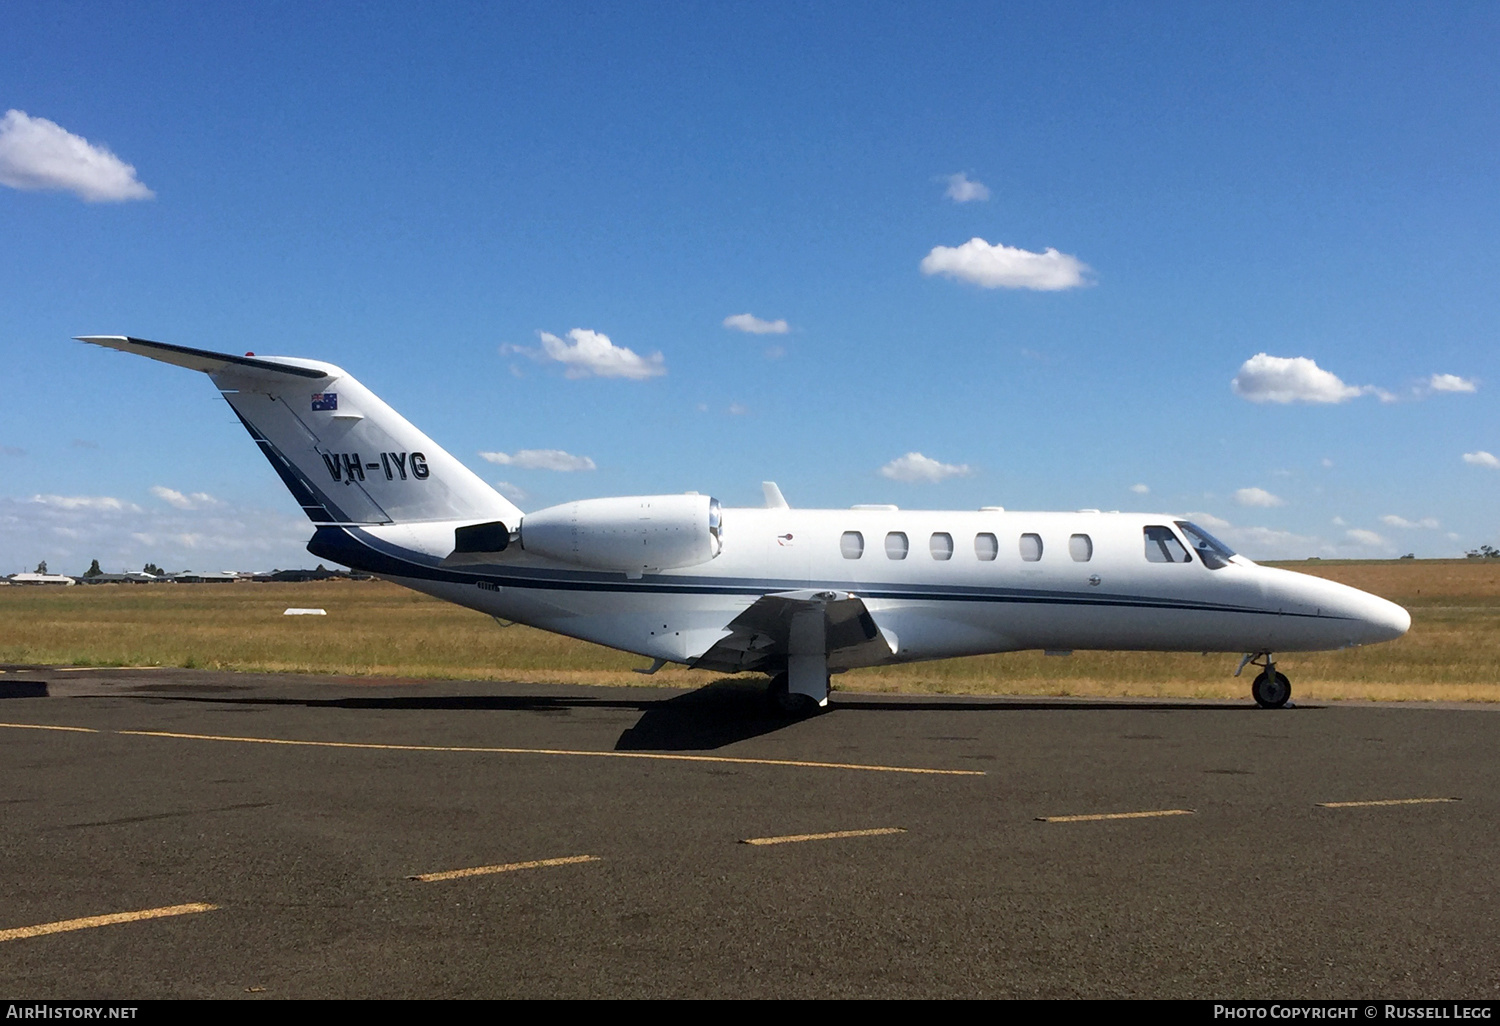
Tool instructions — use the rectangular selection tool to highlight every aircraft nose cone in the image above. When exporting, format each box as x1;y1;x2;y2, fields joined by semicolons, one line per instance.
1363;595;1411;643
1290;571;1411;647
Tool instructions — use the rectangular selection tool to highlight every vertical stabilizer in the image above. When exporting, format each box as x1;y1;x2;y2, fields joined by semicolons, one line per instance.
76;336;522;526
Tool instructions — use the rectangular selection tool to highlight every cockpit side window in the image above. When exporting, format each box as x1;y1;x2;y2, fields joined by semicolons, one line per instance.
1143;525;1192;563
1176;521;1236;570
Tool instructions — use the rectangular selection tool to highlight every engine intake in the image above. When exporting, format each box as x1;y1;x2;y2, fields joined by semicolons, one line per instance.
520;494;723;573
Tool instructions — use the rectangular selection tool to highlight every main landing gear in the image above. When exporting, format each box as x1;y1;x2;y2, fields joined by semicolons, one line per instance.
766;604;833;716
1236;652;1292;709
766;671;829;717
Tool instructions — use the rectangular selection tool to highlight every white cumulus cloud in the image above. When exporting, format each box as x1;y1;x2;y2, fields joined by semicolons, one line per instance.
1428;373;1477;394
723;313;789;335
29;494;142;512
0;110;154;202
478;449;597;472
1231;354;1366;404
879;452;973;483
511;329;665;380
1186;511;1232;530
943;172;990;203
492;481;528;503
2;496;311;574
1188;513;1315;559
1234;487;1285;508
150;486;222;510
1463;451;1500;469
1223;525;1320;559
1346;528;1388;548
920;237;1091;291
1380;515;1440;530
1129;483;1150;494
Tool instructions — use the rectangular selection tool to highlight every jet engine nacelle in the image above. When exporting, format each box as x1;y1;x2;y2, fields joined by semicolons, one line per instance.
520;494;723;573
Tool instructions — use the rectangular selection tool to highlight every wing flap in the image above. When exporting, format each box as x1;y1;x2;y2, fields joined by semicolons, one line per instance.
692;590;896;673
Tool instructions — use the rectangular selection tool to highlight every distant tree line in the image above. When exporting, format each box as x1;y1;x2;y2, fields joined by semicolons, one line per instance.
54;560;169;577
30;559;365;582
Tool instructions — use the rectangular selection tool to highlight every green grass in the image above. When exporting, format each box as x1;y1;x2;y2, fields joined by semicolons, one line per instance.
2;559;1497;701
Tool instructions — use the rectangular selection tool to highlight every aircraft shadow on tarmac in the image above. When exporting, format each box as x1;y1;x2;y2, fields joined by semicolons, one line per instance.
58;677;1270;752
617;681;1265;750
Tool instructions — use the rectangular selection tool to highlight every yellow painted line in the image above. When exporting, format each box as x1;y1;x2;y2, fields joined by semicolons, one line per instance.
0;722;98;734
741;827;907;846
409;855;600;882
1317;797;1461;808
1038;809;1195;823
115;729;983;776
0;903;217;943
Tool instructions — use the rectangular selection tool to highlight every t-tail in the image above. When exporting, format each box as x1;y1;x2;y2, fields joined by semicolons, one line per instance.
76;336;522;532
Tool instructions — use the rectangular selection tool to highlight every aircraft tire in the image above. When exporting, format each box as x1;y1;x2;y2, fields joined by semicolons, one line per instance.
1251;669;1292;709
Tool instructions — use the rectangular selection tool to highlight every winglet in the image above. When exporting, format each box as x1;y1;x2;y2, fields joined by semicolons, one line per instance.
762;481;789;509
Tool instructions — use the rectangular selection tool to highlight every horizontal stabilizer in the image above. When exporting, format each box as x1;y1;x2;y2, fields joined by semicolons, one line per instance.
75;336;334;380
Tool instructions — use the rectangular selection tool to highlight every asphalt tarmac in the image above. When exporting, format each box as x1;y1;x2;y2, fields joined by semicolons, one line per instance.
2;665;1498;999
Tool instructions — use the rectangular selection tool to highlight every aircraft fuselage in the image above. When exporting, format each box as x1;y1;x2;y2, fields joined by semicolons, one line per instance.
323;507;1411;675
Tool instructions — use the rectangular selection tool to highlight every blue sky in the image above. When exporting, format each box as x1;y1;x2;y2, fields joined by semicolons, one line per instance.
3;1;1498;573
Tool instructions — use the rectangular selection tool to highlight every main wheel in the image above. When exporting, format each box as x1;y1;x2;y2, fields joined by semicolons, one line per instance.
766;671;820;716
1251;669;1291;709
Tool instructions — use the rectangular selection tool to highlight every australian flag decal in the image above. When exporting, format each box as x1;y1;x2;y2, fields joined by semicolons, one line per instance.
311;393;338;412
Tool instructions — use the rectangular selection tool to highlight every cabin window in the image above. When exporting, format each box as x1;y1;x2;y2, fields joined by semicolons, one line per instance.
975;533;998;561
885;532;909;560
930;532;954;560
1069;533;1093;562
1144;525;1191;563
1019;533;1043;562
840;531;864;559
1176;521;1235;570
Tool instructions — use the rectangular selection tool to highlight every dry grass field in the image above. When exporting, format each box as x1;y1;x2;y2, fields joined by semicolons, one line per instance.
2;559;1497;702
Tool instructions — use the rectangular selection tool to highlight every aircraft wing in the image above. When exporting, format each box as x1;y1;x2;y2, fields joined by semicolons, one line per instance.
692;589;896;673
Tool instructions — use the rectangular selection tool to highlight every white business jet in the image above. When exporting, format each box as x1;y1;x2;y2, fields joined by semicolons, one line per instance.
77;336;1410;713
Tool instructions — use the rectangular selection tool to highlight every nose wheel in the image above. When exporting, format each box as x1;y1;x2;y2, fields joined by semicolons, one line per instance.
1237;653;1292;709
1251;669;1291;708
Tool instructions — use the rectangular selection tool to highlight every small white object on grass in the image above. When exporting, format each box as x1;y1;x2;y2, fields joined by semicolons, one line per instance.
283;608;327;616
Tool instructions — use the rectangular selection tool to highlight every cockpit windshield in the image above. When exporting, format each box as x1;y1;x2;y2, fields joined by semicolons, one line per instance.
1176;521;1236;570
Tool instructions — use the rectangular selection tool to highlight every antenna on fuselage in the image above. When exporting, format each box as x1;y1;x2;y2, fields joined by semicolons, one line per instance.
762;482;789;509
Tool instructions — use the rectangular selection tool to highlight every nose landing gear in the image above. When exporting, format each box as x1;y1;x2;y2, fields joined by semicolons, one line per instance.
1236;652;1292;709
